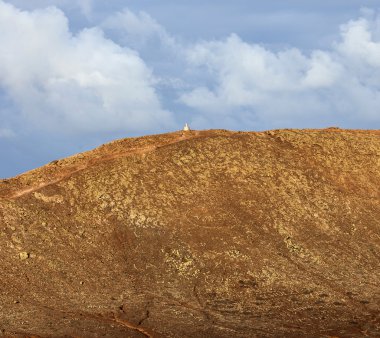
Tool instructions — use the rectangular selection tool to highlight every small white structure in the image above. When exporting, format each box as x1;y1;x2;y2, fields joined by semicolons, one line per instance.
183;123;190;131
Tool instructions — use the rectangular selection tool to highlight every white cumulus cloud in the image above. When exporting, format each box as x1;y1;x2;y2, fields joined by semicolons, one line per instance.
181;12;380;128
0;1;174;134
101;9;176;49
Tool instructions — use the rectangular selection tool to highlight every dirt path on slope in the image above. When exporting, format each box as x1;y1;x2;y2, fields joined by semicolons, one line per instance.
3;131;203;200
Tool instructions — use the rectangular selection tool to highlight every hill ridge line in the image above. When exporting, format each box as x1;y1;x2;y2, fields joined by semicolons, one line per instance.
1;128;379;200
1;131;204;200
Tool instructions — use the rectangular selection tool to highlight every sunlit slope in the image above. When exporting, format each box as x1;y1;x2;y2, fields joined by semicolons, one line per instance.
0;128;379;337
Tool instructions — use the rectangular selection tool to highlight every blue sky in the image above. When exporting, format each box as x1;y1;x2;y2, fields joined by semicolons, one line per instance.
1;1;380;177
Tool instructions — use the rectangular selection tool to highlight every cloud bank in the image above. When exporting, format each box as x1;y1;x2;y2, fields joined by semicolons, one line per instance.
0;1;173;134
181;11;380;128
0;1;379;140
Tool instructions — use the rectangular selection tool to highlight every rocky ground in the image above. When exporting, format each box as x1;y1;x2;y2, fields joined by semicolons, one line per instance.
0;128;379;337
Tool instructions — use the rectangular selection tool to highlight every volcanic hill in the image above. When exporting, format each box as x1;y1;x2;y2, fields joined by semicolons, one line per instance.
0;128;379;337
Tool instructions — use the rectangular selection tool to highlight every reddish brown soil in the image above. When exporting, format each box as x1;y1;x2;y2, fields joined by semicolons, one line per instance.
0;128;379;337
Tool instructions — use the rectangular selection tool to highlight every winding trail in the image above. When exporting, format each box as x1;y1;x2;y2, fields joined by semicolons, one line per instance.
2;131;204;200
4;128;376;200
23;300;155;337
114;316;154;338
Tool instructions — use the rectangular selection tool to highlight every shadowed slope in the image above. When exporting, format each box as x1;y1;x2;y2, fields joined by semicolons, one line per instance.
0;128;379;337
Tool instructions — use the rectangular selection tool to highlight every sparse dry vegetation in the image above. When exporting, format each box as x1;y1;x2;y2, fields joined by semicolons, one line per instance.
0;128;379;337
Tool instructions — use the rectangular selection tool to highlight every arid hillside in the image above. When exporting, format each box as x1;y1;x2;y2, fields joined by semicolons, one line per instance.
0;128;379;337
